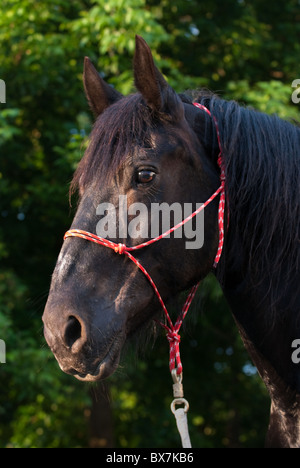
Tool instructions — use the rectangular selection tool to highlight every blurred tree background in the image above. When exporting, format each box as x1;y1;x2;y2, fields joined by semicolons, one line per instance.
0;0;299;448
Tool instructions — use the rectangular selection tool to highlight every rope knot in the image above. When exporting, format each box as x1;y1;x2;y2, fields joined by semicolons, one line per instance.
114;243;126;255
167;330;181;344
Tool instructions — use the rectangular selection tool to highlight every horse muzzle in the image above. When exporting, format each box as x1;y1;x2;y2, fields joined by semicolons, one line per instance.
42;300;125;381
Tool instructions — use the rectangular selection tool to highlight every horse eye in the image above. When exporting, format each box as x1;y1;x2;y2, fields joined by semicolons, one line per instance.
137;170;156;184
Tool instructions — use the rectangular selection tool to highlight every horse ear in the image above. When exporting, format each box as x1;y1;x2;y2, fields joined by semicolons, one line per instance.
83;57;122;117
134;36;183;119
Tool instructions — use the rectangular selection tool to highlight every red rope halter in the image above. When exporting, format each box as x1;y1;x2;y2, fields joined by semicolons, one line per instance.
64;103;226;376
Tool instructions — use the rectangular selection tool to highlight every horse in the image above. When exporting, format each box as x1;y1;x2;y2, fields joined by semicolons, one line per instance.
43;36;300;448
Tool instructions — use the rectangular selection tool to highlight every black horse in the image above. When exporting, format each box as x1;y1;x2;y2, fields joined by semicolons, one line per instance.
43;36;300;448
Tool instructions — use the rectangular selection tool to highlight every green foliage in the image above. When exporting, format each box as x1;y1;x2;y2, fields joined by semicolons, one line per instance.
0;270;90;448
0;0;298;448
148;0;300;86
226;80;300;120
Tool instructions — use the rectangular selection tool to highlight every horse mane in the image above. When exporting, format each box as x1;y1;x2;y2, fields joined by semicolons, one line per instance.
190;91;300;312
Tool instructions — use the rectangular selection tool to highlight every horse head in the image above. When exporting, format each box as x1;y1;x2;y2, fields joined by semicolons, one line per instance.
42;36;221;381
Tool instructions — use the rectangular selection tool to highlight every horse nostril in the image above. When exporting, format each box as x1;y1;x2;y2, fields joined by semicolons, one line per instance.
64;315;83;351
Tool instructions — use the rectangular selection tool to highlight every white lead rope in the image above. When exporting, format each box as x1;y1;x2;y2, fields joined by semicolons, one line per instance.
170;370;192;448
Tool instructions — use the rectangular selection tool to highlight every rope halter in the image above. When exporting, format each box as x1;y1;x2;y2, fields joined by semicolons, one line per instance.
64;103;226;377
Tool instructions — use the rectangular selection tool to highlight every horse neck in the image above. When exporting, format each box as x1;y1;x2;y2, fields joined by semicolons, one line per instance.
197;96;300;446
267;395;300;448
221;252;300;447
239;313;300;448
